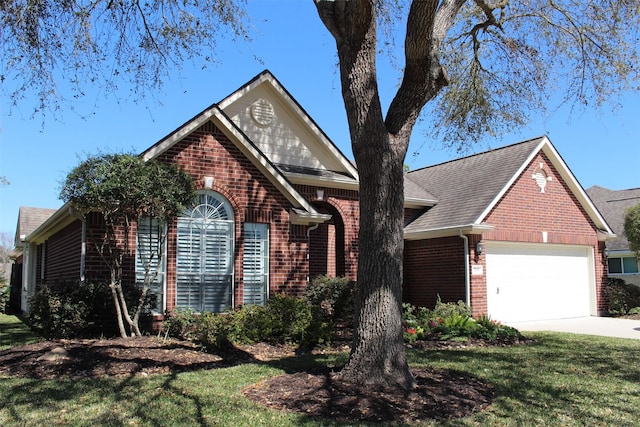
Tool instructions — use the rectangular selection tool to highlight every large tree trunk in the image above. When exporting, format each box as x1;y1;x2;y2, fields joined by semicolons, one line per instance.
342;133;414;389
316;0;414;390
315;0;452;390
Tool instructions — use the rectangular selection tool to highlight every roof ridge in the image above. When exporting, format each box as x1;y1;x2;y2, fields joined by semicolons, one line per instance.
407;135;545;174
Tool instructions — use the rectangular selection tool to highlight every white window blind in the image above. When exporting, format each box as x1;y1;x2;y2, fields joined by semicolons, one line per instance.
176;192;234;313
136;218;165;313
243;223;269;306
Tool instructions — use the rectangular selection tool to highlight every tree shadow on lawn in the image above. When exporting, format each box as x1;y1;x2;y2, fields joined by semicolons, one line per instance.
418;333;640;426
0;336;498;425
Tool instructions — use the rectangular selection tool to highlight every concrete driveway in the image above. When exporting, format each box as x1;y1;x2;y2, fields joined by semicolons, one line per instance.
507;316;640;340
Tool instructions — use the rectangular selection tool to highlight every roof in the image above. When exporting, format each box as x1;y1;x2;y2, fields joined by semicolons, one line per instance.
404;136;614;240
25;71;357;242
586;186;640;251
14;207;58;246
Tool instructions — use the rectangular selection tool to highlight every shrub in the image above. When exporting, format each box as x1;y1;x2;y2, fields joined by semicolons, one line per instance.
163;308;199;340
604;278;640;314
431;296;472;319
164;294;335;350
28;280;156;339
0;285;9;314
193;312;231;350
304;275;355;323
472;314;521;341
401;301;522;343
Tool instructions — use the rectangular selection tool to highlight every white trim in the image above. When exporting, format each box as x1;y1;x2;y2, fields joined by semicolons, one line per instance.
474;136;613;235
284;172;359;191
404;223;494;240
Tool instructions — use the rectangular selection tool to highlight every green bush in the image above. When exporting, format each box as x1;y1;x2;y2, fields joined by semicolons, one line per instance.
0;285;9;314
163;307;199;340
193;312;231;350
604;278;640;314
163;294;335;350
431;296;472;319
304;275;355;323
28;280;156;339
401;302;522;343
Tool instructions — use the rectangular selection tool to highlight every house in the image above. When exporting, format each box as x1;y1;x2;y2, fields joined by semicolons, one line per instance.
403;137;614;323
586;186;640;287
13;71;360;315
13;71;614;325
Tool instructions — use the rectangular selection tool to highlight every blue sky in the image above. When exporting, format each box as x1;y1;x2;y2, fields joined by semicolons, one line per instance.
1;0;638;235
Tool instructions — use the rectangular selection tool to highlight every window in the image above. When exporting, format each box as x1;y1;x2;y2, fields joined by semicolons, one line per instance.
136;218;165;312
608;256;639;274
176;191;234;312
243;223;269;305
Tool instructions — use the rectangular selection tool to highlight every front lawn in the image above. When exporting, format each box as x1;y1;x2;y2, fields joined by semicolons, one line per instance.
1;316;639;426
0;313;42;350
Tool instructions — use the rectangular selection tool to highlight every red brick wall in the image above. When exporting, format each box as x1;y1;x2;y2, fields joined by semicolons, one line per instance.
403;152;607;316
150;121;360;312
403;236;466;308
478;152;607;314
42;220;83;285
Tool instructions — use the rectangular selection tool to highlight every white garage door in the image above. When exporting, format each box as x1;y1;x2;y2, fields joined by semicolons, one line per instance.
485;242;595;323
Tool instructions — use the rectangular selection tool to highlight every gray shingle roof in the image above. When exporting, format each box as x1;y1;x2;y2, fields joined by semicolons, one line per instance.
14;206;58;246
404;137;545;233
586;186;640;251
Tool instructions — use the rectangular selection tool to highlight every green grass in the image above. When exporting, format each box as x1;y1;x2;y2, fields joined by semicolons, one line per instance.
0;313;42;350
1;315;640;426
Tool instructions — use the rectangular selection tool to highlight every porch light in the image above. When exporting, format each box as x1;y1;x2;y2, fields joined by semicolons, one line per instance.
316;188;324;201
476;241;484;257
603;248;609;260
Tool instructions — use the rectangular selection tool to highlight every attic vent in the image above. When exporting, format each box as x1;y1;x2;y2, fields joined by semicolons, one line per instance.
250;98;275;126
532;163;552;193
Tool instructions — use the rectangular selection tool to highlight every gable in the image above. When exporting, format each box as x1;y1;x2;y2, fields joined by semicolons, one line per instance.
483;151;600;244
218;71;358;188
403;136;613;240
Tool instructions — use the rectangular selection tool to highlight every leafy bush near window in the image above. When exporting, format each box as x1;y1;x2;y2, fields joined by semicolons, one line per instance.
164;293;336;350
604;278;640;315
28;281;156;339
401;299;521;343
303;275;355;323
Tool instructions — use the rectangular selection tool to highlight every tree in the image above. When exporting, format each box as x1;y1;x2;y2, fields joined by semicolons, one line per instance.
624;204;640;254
313;0;638;389
3;0;638;388
60;153;195;337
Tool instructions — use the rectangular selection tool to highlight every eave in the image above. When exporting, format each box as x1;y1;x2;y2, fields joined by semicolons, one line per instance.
404;223;495;240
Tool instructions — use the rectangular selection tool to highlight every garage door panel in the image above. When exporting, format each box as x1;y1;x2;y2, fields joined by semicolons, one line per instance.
485;243;593;323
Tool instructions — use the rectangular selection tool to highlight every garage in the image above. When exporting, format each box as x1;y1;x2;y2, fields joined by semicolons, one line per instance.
485;242;595;323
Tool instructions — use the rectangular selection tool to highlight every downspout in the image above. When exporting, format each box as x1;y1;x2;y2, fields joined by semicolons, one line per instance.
69;206;86;282
306;223;320;283
459;231;471;307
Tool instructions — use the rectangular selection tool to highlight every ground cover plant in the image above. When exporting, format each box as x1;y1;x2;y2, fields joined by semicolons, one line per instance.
2;313;640;425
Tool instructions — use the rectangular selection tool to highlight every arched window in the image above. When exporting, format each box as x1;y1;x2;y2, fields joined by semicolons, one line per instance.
176;191;234;312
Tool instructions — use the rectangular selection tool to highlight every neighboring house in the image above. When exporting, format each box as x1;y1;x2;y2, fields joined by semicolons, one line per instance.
403;137;614;323
11;207;59;312
14;71;615;324
586;186;640;287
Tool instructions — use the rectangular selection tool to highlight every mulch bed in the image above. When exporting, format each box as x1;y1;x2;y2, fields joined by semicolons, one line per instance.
0;336;507;423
